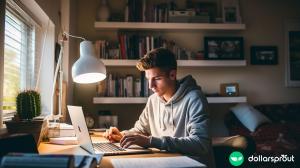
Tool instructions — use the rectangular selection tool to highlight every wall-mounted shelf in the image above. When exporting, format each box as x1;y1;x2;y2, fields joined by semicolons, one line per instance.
207;96;247;103
101;59;247;67
94;22;246;30
93;96;247;104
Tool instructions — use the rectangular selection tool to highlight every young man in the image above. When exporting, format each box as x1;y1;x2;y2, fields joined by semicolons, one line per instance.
105;48;215;167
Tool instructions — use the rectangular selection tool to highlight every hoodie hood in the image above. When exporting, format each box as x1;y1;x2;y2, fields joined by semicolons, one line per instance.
158;75;202;131
163;75;202;105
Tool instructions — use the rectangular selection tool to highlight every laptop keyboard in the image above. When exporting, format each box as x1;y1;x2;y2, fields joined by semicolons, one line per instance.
93;142;125;153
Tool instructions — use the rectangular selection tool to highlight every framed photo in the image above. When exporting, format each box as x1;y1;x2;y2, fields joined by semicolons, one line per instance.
220;83;239;96
222;0;241;23
285;19;300;87
204;37;244;60
250;46;278;65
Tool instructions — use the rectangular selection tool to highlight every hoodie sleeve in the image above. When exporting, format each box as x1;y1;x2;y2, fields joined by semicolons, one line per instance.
127;99;151;135
150;93;211;156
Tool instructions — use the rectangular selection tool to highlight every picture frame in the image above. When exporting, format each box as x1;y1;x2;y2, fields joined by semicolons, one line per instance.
204;37;244;60
222;0;241;23
285;19;300;87
250;46;278;65
220;83;239;97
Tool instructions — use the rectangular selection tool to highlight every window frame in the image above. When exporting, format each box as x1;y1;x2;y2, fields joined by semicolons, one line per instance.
0;0;55;127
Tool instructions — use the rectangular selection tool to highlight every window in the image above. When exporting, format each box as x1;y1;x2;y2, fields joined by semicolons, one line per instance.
3;0;38;121
1;0;56;127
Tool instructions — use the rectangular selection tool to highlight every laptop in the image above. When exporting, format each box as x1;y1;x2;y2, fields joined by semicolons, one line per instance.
67;105;152;156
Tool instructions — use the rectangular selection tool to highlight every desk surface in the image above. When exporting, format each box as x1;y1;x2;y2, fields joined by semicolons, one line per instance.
38;135;179;168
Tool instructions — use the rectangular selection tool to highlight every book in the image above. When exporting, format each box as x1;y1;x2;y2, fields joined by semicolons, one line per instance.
0;153;98;168
126;75;134;97
134;78;141;97
0;153;74;168
48;123;76;138
49;137;78;145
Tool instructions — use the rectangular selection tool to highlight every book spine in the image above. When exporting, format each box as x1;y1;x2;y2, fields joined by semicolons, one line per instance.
135;78;141;97
126;75;133;97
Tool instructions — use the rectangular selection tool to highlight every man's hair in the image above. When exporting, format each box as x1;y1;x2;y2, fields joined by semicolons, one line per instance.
136;48;177;72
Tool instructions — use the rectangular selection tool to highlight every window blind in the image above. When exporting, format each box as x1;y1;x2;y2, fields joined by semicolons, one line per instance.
3;0;40;121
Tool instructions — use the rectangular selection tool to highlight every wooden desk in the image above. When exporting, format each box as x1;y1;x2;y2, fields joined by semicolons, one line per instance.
38;135;179;168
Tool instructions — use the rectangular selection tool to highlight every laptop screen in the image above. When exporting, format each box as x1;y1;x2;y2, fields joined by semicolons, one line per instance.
67;105;98;154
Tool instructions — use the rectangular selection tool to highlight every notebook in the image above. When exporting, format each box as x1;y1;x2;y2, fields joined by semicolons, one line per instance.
67;105;152;156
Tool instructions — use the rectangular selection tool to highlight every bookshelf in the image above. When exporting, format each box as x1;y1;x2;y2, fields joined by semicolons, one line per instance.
93;96;247;104
94;22;246;30
93;12;247;104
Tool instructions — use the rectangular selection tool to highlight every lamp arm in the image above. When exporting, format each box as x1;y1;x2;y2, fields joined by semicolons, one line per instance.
59;46;63;120
63;32;86;41
49;32;86;121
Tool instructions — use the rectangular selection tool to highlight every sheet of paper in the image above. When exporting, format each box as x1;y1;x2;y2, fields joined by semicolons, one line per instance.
111;156;206;168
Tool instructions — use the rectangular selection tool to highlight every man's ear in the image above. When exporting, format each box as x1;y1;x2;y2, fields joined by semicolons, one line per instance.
169;70;177;80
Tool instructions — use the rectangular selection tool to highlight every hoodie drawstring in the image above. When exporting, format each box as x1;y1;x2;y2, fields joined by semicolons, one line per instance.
159;102;161;129
171;101;175;131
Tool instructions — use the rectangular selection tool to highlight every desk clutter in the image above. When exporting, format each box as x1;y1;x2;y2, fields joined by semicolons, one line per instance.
0;153;98;168
47;123;76;138
46;122;79;145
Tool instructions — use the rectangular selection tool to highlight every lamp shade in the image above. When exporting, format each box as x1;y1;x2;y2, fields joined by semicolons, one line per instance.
72;41;106;83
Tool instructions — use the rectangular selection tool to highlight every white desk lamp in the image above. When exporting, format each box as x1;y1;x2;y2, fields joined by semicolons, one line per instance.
72;40;106;83
50;33;106;121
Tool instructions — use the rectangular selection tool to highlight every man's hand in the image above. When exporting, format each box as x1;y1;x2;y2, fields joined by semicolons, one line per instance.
120;133;151;148
103;127;124;142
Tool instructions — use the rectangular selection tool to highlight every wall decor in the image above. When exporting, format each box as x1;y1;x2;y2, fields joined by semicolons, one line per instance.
204;37;244;60
220;83;239;96
250;46;278;65
285;19;300;87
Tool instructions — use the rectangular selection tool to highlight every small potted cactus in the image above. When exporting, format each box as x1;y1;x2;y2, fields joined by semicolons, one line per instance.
15;90;41;120
5;90;44;144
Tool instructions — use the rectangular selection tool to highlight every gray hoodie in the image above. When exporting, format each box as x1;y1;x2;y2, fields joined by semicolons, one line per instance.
129;75;215;167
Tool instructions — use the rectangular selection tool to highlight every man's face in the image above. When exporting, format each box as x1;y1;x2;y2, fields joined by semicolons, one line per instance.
145;67;176;97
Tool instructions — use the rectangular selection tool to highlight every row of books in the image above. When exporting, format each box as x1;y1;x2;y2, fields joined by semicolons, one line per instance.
94;35;200;60
96;73;152;97
125;0;169;22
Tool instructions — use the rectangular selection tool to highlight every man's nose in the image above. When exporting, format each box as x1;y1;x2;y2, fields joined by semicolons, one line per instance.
149;79;154;89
